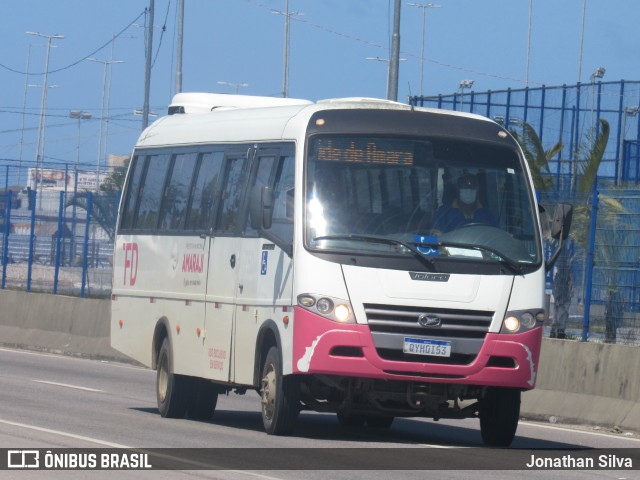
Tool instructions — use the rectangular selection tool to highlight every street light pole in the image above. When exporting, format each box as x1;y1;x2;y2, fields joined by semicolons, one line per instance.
18;43;32;188
89;58;124;190
590;66;605;129
526;0;532;87
408;3;440;98
366;57;407;98
459;79;474;112
176;0;185;94
69;111;93;169
272;1;304;98
577;0;587;83
143;0;155;130
217;81;249;94
26;31;64;208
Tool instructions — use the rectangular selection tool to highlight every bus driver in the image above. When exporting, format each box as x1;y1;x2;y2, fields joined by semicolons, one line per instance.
430;173;498;235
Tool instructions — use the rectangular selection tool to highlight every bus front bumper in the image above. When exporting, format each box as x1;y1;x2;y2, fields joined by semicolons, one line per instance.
292;307;542;390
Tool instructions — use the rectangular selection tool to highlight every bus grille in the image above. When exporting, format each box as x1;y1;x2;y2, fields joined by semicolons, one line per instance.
364;303;494;366
363;304;494;339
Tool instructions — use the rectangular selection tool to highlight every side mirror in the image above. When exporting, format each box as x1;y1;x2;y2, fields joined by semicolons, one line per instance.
550;204;573;240
545;203;573;271
249;186;274;230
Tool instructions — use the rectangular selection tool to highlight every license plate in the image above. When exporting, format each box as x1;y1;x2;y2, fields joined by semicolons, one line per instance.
403;337;451;357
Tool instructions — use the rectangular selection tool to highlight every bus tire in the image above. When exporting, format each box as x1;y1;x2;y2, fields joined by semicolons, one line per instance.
260;346;299;435
479;387;521;447
365;415;394;429
187;378;218;420
156;338;188;418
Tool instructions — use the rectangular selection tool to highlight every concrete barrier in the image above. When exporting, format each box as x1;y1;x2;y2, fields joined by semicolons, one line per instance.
0;289;638;432
0;289;130;363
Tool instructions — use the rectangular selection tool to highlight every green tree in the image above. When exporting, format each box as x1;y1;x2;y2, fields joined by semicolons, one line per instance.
512;119;628;339
99;157;130;192
509;121;563;192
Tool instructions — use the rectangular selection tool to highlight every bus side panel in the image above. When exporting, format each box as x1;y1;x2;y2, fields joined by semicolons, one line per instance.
111;235;208;376
232;239;294;384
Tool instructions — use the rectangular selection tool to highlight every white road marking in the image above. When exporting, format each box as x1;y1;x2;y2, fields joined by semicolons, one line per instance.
0;418;130;448
520;420;640;442
32;379;103;393
0;418;285;479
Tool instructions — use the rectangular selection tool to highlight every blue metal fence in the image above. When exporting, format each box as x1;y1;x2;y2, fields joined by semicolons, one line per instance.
410;80;640;184
0;189;117;297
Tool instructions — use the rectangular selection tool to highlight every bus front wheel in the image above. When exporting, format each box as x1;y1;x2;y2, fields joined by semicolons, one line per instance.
479;387;521;447
260;346;299;435
157;338;188;418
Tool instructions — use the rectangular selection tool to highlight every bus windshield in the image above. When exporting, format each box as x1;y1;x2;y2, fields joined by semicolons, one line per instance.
305;135;540;270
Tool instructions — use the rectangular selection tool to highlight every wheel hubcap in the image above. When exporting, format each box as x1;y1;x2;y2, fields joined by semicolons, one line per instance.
158;356;168;403
261;363;276;420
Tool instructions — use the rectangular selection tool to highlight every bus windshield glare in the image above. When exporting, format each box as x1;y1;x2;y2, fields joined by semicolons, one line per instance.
305;135;540;269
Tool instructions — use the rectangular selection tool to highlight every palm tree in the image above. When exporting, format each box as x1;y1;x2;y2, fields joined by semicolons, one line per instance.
509;121;562;192
512;119;628;339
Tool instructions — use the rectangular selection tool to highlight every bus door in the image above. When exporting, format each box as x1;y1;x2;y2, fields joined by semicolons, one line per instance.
203;149;249;382
232;146;295;385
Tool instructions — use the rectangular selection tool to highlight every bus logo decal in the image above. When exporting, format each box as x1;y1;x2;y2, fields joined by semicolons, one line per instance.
418;314;442;328
409;272;450;282
261;251;268;275
123;242;138;286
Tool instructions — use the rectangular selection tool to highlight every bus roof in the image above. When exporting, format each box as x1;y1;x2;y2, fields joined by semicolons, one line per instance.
135;93;494;149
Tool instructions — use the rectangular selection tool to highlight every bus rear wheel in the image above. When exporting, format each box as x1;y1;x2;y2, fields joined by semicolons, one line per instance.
260;346;299;435
479;387;521;447
157;338;188;418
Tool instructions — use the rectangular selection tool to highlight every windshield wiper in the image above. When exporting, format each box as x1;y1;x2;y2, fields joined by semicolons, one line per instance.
312;234;435;269
415;239;524;275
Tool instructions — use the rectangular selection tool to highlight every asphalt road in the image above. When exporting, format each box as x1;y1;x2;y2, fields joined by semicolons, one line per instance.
0;347;638;480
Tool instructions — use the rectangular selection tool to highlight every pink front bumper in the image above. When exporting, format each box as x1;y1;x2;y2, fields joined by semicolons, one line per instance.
292;307;542;389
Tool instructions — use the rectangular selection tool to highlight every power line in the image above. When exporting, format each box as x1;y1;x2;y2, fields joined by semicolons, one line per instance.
0;11;146;76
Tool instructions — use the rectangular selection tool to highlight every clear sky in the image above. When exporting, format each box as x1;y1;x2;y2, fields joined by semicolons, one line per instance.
1;0;639;186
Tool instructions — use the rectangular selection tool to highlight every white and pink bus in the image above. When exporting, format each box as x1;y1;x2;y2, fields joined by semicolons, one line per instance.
111;94;570;446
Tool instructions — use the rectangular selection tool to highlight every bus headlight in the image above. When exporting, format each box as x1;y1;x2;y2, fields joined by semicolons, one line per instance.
297;294;355;323
334;304;351;322
501;309;544;334
316;297;334;314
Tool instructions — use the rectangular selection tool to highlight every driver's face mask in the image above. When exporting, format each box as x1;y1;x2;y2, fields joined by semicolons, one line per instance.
459;188;477;205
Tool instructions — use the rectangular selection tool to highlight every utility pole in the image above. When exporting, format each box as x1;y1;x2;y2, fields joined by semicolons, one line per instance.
176;0;184;93
387;0;401;101
26;31;64;207
143;0;155;130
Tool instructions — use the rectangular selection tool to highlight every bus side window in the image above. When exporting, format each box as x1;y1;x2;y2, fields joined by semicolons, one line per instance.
135;154;172;230
186;151;224;231
158;152;198;231
215;154;249;234
271;155;295;244
120;155;145;230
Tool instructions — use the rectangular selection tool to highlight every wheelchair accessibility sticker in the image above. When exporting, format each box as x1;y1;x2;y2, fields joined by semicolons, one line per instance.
261;251;268;275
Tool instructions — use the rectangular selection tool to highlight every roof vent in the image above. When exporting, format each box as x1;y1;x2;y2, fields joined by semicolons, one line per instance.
168;93;312;114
